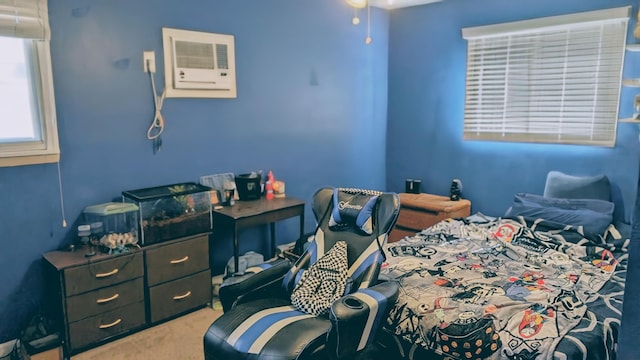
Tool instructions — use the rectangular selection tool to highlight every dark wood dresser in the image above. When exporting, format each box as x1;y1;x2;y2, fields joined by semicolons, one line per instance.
144;233;211;323
389;193;471;242
43;233;211;356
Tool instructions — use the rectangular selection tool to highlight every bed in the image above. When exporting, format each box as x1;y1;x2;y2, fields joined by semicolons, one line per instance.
377;173;630;360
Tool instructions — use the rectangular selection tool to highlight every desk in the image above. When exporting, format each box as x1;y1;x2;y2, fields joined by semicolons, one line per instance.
213;197;305;273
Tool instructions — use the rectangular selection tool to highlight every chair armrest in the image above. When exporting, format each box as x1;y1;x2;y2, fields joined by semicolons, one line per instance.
327;281;399;360
218;257;291;311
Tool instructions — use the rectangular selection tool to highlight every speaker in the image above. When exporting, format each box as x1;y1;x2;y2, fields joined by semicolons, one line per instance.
450;179;462;201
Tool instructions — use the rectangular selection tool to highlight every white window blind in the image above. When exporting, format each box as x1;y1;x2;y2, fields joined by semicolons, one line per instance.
462;7;630;147
0;0;49;39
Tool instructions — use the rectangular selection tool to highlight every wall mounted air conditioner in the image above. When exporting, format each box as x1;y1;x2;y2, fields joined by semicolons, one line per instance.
162;27;237;98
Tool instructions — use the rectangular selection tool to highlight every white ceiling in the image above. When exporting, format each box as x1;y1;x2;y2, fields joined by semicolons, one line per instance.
369;0;442;10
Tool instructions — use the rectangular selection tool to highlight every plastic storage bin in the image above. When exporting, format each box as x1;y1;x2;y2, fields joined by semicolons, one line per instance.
82;202;140;251
235;173;262;200
122;182;212;245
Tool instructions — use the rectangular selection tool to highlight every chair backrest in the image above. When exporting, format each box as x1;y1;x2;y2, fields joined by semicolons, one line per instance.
283;187;400;294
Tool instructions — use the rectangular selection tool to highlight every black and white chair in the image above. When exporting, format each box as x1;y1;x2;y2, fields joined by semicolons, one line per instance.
203;187;400;360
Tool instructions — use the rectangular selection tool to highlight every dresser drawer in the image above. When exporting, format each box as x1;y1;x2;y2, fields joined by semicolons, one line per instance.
64;252;143;296
148;270;211;323
395;207;442;230
66;277;145;322
68;301;146;351
145;234;209;286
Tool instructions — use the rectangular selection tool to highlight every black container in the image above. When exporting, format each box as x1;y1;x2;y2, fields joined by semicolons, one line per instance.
235;174;262;200
122;182;212;245
405;179;421;194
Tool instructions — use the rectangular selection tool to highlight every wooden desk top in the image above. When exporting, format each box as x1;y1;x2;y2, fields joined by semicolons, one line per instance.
213;197;305;220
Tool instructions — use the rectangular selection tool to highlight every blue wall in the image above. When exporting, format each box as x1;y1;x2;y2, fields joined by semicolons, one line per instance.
0;0;390;342
386;0;640;225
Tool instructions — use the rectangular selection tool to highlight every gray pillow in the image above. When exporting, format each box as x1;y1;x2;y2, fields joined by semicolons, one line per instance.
505;193;614;235
543;171;611;202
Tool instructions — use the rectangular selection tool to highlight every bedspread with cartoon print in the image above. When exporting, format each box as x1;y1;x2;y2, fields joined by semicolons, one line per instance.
380;216;628;360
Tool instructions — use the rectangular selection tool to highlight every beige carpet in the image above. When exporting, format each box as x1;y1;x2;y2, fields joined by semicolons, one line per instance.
72;307;222;360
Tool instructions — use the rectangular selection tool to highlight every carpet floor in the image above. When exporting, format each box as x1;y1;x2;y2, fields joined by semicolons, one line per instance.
71;307;222;360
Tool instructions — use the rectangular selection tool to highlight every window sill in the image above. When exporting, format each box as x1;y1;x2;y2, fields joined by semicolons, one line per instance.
0;153;60;167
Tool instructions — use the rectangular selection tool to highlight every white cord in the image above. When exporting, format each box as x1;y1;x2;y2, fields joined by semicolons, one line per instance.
56;161;67;227
147;60;165;140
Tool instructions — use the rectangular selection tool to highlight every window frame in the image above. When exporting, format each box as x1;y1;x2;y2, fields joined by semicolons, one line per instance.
0;0;58;167
461;7;630;147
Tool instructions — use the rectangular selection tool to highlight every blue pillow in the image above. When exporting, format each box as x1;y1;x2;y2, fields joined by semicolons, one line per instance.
543;171;611;202
329;189;378;235
504;193;614;235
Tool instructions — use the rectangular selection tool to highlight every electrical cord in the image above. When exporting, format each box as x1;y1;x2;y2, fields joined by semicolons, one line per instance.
146;59;165;152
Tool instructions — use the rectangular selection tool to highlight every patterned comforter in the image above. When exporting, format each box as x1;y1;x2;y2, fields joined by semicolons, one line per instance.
380;216;628;360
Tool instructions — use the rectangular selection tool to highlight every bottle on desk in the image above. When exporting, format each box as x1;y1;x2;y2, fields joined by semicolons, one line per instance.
265;170;275;200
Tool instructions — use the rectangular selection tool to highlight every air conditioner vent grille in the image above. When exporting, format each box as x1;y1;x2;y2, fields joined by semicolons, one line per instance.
215;44;229;70
175;40;215;69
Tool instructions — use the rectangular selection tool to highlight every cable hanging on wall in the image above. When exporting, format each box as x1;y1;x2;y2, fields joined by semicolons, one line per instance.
146;58;166;154
56;160;68;228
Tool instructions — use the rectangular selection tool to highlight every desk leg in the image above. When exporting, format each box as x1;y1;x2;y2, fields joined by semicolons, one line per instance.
233;223;240;275
299;212;305;242
270;222;276;259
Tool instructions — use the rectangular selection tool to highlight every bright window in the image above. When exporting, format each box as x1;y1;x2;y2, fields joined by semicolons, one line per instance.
0;0;58;167
461;7;630;147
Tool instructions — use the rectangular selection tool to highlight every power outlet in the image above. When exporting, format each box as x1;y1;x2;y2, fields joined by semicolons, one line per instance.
143;51;156;73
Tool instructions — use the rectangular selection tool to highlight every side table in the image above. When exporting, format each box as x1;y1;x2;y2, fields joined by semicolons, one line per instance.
213;197;305;274
389;193;471;242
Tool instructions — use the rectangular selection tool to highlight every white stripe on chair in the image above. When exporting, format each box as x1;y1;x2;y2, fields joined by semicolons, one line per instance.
226;306;297;347
247;314;315;354
347;240;380;278
350;292;379;351
315;229;325;260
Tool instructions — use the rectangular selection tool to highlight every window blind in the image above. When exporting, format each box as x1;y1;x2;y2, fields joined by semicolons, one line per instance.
0;0;49;40
461;7;630;147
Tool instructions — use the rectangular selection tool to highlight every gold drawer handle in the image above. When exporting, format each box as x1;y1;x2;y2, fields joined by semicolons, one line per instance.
170;256;189;264
173;291;192;300
98;318;122;329
95;269;119;278
96;293;119;304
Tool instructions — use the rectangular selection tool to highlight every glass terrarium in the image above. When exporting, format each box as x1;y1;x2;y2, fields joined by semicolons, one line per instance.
82;202;140;252
122;182;212;245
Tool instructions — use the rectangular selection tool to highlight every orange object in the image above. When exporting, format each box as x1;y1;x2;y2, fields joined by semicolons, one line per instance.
265;170;274;200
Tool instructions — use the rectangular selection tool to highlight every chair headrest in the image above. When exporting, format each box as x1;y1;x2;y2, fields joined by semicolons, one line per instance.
328;188;381;235
313;187;400;237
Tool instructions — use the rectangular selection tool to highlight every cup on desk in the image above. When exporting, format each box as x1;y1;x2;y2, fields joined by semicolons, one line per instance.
405;179;421;194
224;189;235;206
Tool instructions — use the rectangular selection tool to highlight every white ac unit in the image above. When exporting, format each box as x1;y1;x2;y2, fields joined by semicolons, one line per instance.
162;28;237;98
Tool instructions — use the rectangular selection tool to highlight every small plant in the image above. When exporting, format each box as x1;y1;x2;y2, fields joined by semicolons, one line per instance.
168;184;196;213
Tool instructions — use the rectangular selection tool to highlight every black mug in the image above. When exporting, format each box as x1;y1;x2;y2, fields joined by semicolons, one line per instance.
405;179;421;194
405;179;414;193
224;189;235;206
